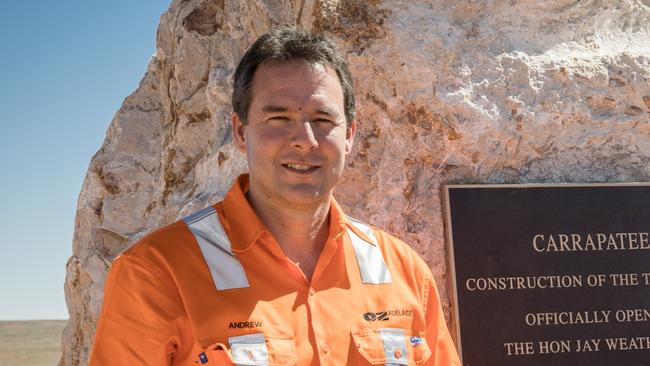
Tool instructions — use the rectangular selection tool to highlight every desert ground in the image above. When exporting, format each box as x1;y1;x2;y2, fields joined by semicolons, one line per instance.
0;320;66;365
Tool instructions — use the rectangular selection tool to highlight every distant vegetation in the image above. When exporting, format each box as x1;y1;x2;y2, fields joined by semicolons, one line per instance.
0;320;66;366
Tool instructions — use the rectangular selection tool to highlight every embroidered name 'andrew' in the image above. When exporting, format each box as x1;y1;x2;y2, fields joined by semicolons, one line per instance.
228;321;263;329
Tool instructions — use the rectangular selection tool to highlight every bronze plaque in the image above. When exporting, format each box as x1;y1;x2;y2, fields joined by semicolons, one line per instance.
444;184;650;366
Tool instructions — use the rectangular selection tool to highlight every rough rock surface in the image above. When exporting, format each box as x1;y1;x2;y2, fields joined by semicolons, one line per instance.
61;0;650;364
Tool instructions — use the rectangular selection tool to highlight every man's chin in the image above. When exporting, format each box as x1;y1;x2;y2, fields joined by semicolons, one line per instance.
280;185;331;207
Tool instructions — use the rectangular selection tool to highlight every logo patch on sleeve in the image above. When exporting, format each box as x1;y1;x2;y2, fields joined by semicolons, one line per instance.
198;352;208;364
410;336;424;346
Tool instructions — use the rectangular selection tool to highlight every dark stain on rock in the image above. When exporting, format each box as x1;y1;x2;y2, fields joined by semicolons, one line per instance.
182;0;225;36
162;149;202;205
586;95;616;113
94;200;103;217
624;105;643;115
446;127;461;141
608;77;625;87
185;184;198;199
471;151;480;164
187;109;212;125
402;104;461;142
95;166;120;195
313;0;390;53
466;22;480;38
404;103;434;133
402;155;436;201
145;201;157;214
402;158;418;200
403;210;426;233
66;256;80;288
218;151;229;166
366;92;388;111
163;149;180;204
357;125;381;159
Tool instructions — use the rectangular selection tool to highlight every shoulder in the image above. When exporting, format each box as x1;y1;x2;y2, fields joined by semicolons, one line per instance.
120;220;190;261
105;220;191;292
117;204;220;269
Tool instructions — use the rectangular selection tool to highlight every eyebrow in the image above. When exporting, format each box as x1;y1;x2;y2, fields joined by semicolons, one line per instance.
315;106;340;118
261;105;289;113
261;104;341;118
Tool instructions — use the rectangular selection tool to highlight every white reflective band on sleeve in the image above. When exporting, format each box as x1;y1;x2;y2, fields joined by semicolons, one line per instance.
228;333;268;366
378;328;408;365
183;206;249;290
346;219;392;284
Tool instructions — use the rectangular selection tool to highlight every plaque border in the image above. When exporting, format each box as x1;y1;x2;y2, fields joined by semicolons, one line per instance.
442;182;650;364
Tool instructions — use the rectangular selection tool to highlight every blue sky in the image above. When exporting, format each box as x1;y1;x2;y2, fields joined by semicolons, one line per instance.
0;1;170;320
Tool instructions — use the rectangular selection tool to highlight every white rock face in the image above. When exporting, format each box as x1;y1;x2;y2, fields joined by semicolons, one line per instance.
61;0;650;364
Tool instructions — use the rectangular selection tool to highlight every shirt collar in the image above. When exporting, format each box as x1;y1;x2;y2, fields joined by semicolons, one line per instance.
221;174;350;251
221;174;266;252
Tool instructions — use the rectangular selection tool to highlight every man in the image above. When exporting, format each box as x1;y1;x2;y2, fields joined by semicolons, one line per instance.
90;28;460;365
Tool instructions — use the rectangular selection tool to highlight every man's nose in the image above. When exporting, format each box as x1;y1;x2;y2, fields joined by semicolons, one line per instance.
290;121;319;150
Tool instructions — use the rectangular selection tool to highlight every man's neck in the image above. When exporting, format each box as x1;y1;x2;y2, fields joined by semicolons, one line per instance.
246;189;332;279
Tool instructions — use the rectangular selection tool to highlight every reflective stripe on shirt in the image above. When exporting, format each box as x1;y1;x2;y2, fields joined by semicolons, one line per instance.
183;206;250;290
378;328;408;365
228;333;269;365
184;207;391;290
347;217;393;285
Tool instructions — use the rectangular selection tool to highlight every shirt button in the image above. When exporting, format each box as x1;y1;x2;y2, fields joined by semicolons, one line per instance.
322;344;330;354
394;348;402;359
309;288;316;295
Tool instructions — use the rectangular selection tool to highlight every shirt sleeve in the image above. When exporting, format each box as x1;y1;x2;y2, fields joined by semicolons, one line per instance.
89;253;191;365
423;273;462;366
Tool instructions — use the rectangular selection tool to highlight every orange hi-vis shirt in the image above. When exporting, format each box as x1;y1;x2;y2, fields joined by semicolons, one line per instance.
90;175;461;365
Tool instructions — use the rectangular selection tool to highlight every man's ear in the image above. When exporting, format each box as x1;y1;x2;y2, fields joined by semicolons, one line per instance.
345;119;356;154
232;113;247;153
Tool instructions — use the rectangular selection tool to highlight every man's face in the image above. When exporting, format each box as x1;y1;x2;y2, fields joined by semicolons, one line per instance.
232;61;356;209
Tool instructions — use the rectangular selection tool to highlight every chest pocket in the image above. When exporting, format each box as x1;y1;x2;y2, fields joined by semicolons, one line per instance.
351;328;431;365
201;333;295;366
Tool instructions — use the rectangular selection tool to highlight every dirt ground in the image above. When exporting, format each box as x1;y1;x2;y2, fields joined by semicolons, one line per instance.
0;320;66;366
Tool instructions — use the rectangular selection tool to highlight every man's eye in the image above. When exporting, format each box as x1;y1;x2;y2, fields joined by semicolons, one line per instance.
269;116;290;122
314;118;335;124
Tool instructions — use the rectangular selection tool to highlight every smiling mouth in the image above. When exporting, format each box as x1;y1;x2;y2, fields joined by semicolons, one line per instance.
282;163;321;173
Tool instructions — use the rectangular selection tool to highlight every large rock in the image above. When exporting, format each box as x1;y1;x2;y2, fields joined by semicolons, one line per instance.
61;0;650;364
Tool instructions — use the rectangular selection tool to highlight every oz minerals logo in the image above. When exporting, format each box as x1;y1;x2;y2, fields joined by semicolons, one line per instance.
363;309;413;321
364;311;389;321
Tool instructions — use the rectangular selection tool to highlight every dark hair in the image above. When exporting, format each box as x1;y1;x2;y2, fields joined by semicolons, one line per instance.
232;28;355;125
